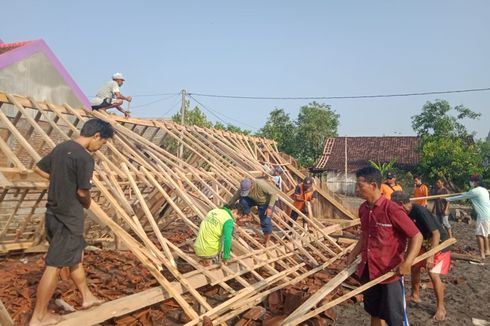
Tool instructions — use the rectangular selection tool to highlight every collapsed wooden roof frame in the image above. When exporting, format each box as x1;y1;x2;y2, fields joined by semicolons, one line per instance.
0;91;365;325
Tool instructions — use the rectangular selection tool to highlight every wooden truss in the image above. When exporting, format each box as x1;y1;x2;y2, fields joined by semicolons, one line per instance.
0;91;368;324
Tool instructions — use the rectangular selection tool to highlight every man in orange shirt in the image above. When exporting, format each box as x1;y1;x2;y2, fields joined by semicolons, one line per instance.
290;177;318;228
413;176;429;207
380;172;403;200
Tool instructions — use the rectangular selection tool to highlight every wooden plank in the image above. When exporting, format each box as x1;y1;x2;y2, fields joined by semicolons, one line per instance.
282;238;457;325
451;252;483;263
281;258;359;324
0;241;35;253
0;299;13;326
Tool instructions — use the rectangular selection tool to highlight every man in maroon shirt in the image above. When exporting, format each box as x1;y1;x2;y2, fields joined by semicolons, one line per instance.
347;166;422;326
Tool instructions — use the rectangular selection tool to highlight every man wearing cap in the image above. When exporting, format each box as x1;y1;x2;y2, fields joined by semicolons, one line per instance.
446;175;490;259
380;172;403;200
91;73;132;118
391;191;451;322
290;176;318;228
227;178;279;246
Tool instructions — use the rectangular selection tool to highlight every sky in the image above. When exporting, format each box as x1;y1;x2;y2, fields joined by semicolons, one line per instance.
2;1;489;139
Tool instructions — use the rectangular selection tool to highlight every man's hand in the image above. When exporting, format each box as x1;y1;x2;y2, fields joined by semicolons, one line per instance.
265;207;273;217
124;110;131;118
426;256;435;270
221;260;228;267
395;261;412;276
126;96;132;102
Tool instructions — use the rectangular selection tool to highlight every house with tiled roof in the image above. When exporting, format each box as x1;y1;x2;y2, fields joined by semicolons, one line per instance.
0;38;90;108
311;136;420;194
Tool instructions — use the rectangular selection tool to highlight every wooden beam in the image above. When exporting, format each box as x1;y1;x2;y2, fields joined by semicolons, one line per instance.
282;238;457;325
0;299;13;326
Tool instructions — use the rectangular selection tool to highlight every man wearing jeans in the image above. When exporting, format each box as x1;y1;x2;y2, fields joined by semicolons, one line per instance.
227;178;278;246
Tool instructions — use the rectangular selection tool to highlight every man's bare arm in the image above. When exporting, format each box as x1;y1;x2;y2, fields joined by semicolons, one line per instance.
114;92;132;102
426;229;440;268
33;166;49;179
397;232;423;275
77;188;91;209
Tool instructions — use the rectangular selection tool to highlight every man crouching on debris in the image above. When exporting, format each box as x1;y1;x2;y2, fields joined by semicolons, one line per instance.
194;203;245;266
30;118;113;326
347;166;422;326
227;178;278;246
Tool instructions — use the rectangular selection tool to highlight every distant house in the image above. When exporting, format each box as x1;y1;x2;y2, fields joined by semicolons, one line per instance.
0;38;90;108
311;136;420;194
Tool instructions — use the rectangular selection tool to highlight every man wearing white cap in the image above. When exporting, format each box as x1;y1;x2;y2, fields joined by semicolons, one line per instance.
91;73;132;118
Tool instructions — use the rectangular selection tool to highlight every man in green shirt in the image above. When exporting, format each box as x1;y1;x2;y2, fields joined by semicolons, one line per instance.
227;178;278;246
194;203;245;266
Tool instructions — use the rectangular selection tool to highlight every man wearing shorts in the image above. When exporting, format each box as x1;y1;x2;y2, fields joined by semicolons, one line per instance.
91;73;132;118
347;166;422;326
29;118;114;326
432;177;453;238
194;203;245;266
446;175;490;259
227;178;278;246
392;191;451;321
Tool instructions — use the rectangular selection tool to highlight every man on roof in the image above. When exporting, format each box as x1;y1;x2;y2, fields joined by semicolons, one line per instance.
290;176;318;229
194;203;245;266
227;178;278;246
91;73;132;118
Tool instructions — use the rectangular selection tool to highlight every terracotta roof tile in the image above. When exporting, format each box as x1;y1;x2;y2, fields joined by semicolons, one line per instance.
311;136;420;172
0;41;32;55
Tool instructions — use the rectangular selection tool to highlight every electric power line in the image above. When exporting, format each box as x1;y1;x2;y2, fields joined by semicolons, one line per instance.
160;96;183;117
131;92;179;97
188;87;490;101
132;94;180;108
188;94;257;130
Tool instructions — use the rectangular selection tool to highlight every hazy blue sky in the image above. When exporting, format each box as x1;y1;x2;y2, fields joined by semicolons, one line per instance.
2;1;489;138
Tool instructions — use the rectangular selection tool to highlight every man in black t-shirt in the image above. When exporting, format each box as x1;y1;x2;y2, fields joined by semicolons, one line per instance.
392;191;451;322
30;118;114;326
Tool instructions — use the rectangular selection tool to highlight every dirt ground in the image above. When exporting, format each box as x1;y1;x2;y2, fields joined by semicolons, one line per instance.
332;220;490;326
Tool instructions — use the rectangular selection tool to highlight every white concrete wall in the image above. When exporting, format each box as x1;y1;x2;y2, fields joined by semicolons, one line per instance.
0;52;83;109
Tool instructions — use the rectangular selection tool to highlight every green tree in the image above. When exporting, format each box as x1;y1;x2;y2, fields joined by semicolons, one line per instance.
478;139;490;185
257;108;296;154
411;100;482;188
213;122;251;135
412;100;480;138
368;158;398;179
294;102;339;167
172;105;213;128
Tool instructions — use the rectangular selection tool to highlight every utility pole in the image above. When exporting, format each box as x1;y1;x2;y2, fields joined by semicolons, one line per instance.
178;89;186;160
344;136;348;194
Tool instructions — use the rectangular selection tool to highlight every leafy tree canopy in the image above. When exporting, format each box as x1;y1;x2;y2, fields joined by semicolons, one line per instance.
294;102;339;167
213;122;251;135
257;108;296;154
411;100;480;139
411;100;482;189
172;105;213;128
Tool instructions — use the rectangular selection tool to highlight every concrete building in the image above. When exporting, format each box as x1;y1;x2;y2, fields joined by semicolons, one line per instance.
0;38;89;108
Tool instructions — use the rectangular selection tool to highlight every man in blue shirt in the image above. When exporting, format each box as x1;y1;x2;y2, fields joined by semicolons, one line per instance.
446;175;490;259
